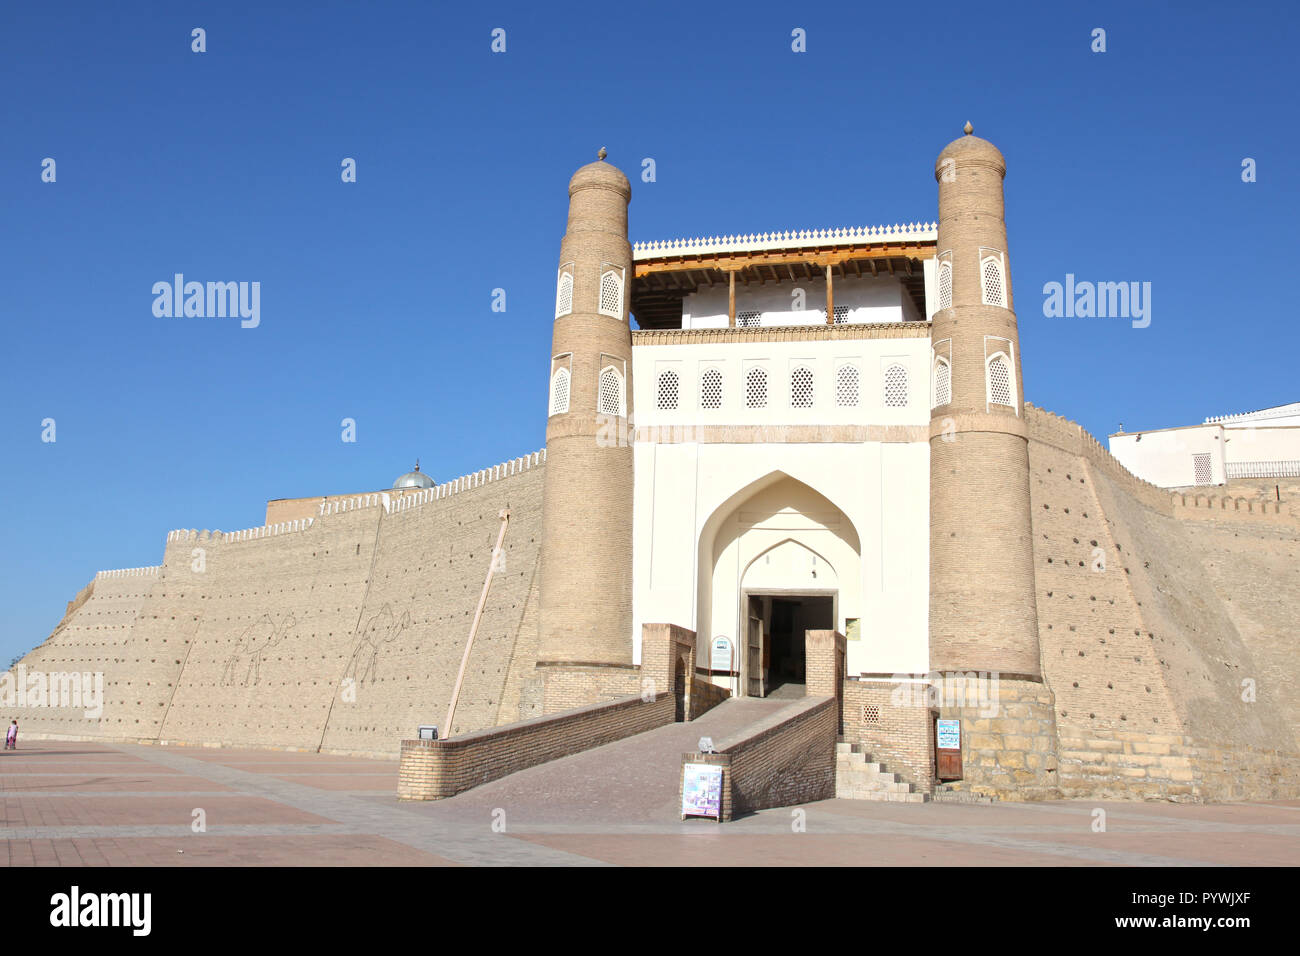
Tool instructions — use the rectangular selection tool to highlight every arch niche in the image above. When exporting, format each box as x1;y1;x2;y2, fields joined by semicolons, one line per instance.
695;472;861;697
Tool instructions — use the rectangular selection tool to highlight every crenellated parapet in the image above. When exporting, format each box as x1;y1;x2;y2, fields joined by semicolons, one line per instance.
95;565;161;580
167;520;316;545
159;450;550;549
387;450;546;514
1024;402;1169;511
1172;493;1293;522
318;495;388;517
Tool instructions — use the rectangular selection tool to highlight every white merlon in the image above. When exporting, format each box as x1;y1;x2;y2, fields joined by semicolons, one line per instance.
632;223;938;260
1204;402;1300;425
168;519;315;543
381;450;548;516
96;566;161;579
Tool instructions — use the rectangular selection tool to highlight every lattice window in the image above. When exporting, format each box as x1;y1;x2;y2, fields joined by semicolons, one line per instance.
700;368;723;409
1193;453;1212;485
937;260;953;311
549;367;570;416
790;366;814;408
555;270;573;319
981;255;1005;308
862;705;880;725
737;310;761;328
835;364;860;408
744;367;768;409
598;365;623;416
598;269;624;319
883;364;908;408
656;370;679;411
933;358;951;408
987;353;1013;407
832;304;850;325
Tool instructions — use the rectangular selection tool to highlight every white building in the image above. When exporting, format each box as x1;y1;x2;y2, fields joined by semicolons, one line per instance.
628;226;935;691
1108;402;1300;488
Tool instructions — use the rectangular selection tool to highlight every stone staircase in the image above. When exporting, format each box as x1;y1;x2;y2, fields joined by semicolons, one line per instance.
835;742;929;803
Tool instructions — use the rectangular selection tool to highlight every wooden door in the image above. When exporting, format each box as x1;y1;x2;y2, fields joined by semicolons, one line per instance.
746;595;765;698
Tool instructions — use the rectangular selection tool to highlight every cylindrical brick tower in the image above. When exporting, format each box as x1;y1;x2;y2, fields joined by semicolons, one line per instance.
929;125;1059;799
929;124;1039;677
536;155;635;702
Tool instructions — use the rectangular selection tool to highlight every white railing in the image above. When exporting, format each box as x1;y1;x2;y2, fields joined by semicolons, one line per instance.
633;223;938;260
1225;460;1300;479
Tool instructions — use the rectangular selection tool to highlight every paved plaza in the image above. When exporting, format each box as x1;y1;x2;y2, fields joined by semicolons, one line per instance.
1;737;1296;866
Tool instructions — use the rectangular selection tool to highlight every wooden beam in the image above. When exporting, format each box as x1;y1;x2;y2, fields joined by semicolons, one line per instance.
728;271;736;327
825;263;834;325
633;242;933;277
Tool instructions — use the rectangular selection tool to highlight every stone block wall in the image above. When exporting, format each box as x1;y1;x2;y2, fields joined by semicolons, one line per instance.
938;677;1061;801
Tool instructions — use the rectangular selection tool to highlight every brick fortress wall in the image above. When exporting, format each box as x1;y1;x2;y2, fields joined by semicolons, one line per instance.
1026;405;1300;800
13;454;549;756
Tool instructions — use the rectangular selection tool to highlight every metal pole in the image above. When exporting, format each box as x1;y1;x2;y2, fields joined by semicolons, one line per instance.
442;508;510;739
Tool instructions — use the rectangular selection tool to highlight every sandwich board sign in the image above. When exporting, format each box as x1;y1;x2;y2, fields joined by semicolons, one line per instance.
681;762;724;821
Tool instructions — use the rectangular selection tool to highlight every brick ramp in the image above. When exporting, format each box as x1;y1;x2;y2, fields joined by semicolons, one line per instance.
428;698;788;827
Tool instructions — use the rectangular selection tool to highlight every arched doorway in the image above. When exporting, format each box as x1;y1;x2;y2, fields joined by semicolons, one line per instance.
697;473;861;698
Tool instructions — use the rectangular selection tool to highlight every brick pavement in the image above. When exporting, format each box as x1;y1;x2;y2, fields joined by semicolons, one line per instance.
2;736;1297;866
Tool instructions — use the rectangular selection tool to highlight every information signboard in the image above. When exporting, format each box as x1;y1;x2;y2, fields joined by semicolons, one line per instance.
681;762;724;821
711;636;733;673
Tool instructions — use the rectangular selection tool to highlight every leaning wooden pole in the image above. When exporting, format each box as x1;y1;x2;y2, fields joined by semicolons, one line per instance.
442;508;510;739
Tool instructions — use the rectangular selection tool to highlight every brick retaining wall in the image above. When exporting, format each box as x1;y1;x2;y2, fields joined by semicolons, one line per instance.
680;695;836;821
399;692;674;800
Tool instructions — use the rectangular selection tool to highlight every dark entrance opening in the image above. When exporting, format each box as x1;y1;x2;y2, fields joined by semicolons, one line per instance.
764;594;834;699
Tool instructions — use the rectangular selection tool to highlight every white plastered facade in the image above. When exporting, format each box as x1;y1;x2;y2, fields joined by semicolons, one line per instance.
629;335;932;682
1109;404;1300;487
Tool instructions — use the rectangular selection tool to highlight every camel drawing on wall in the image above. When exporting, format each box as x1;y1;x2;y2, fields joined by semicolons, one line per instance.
220;612;297;687
343;605;412;686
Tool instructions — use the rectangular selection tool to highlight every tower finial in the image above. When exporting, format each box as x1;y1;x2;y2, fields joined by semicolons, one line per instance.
414;458;420;472
597;146;607;161
963;121;973;135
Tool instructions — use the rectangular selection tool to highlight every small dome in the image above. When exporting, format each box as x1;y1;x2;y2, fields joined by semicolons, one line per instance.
936;123;1005;176
392;460;434;489
569;157;631;199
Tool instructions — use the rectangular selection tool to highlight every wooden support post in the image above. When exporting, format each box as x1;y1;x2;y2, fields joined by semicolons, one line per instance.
728;270;736;327
442;508;510;739
825;263;834;325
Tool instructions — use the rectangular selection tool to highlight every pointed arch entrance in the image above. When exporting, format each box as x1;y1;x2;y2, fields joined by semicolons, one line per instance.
696;473;861;698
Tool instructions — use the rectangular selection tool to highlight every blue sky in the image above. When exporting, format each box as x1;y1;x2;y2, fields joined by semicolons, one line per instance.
2;0;1296;660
